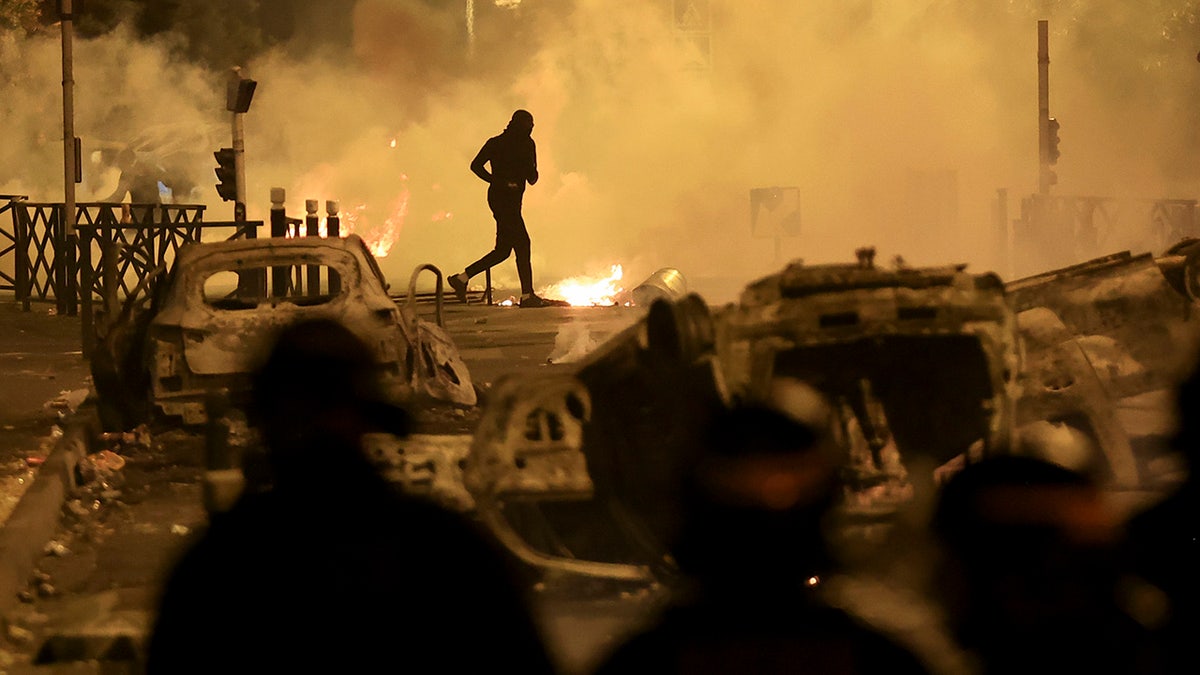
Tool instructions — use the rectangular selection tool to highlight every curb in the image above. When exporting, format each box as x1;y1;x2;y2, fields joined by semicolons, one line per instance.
0;405;96;622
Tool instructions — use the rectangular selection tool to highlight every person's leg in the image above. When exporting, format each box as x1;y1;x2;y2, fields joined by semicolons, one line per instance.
450;188;515;302
488;190;536;298
513;216;533;296
463;241;512;279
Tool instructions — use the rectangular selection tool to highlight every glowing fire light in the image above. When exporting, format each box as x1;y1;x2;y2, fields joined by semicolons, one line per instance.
337;193;409;258
541;265;624;306
389;138;397;148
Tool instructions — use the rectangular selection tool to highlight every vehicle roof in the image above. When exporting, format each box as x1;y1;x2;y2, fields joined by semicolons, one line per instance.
739;261;1004;305
173;234;374;263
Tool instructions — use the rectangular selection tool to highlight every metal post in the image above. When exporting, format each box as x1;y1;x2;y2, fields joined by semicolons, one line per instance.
1037;20;1052;196
994;188;1010;278
270;187;287;297
61;0;79;318
78;227;94;357
326;200;341;294
13;200;30;312
230;68;249;225
485;268;493;306
305;199;319;296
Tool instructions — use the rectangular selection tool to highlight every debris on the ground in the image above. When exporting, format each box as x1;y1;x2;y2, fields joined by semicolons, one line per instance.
45;389;89;414
77;450;126;488
6;624;34;645
170;524;190;536
43;540;69;557
98;423;151;451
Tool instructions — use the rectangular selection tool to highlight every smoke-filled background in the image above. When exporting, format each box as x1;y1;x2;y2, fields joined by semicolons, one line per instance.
4;0;1200;301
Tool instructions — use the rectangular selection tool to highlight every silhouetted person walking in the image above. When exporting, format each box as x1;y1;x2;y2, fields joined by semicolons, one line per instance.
146;319;555;674
449;110;560;308
1125;363;1200;674
933;455;1164;675
592;399;931;675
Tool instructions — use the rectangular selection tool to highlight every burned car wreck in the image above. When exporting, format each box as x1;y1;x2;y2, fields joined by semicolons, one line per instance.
459;254;1024;581
464;242;1200;583
91;234;475;431
1006;239;1200;489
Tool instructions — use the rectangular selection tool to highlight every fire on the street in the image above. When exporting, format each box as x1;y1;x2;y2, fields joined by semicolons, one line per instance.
541;264;624;306
289;191;409;259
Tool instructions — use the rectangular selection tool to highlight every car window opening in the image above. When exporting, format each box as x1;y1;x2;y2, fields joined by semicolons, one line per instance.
202;265;344;309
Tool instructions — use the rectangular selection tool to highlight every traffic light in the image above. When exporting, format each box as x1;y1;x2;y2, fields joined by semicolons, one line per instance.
214;148;236;202
1047;116;1061;165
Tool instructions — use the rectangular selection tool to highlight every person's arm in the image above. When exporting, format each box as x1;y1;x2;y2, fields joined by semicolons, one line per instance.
470;140;493;184
527;139;538;186
102;172;130;202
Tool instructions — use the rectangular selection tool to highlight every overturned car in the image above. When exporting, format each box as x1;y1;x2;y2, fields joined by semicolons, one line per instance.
459;254;1023;580
1005;240;1200;489
91;234;475;431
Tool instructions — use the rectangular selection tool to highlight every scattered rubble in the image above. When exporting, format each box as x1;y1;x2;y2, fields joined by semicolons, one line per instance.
76;450;126;490
43;541;68;557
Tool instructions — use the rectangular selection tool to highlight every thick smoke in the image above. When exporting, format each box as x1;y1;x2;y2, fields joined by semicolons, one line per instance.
4;1;1200;301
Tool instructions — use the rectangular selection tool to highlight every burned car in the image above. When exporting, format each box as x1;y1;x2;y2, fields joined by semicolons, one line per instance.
714;256;1021;515
460;253;1022;580
1005;241;1200;490
92;234;474;430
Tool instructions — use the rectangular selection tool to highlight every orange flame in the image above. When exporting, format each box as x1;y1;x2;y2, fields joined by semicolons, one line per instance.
335;191;409;258
541;265;624;306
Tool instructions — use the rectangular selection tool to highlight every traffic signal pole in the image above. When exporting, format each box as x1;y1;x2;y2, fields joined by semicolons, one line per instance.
232;107;247;224
228;67;249;226
1037;20;1053;195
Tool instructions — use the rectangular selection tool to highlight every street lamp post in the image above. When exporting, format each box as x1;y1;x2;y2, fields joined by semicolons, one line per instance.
60;0;79;318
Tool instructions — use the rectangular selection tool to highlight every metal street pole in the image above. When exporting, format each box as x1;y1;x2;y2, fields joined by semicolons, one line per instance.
61;0;76;231
1037;20;1052;196
61;0;79;319
229;68;248;224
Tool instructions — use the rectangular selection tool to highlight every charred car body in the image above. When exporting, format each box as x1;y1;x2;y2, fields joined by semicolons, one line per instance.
715;258;1020;514
1006;240;1200;489
92;234;474;431
461;256;1022;580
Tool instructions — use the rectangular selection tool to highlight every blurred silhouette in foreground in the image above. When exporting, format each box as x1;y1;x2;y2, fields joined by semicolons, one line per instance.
146;319;555;673
1124;361;1200;674
933;455;1163;675
592;383;931;675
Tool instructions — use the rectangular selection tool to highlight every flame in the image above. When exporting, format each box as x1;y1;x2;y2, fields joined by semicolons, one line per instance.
431;210;453;222
389;138;397;148
336;195;408;258
541;265;624;306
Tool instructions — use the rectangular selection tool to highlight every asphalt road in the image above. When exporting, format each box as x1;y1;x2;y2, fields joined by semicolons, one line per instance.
0;299;653;674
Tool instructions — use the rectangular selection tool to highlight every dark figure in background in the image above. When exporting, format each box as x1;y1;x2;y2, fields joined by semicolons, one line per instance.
448;109;561;308
103;148;165;205
592;399;931;675
146;319;555;674
1125;363;1200;674
932;455;1164;675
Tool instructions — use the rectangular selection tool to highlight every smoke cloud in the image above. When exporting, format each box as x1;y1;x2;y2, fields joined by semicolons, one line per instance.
4;1;1200;302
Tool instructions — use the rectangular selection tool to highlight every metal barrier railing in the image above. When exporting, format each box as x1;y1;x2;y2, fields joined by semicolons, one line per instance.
0;195;29;294
1006;194;1198;277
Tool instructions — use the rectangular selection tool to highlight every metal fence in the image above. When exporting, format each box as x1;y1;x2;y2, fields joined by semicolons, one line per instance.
1007;194;1198;277
0;200;271;354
